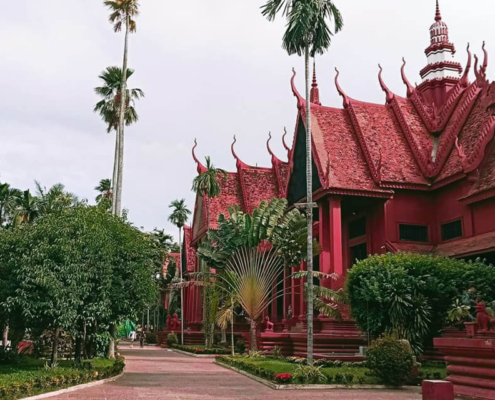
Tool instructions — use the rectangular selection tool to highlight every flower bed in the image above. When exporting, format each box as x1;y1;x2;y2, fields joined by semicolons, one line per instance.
172;344;232;355
0;356;125;399
215;356;447;386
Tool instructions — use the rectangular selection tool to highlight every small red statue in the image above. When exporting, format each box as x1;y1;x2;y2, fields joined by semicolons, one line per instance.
171;313;181;330
475;302;495;333
265;316;274;331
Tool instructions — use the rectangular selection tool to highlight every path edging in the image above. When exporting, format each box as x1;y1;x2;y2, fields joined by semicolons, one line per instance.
215;361;422;392
170;348;218;358
20;371;125;400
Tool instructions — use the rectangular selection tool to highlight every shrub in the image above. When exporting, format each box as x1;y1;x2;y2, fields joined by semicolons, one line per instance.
357;376;365;384
344;373;354;384
433;372;442;380
332;360;342;368
326;375;333;384
347;253;495;353
334;373;344;383
271;346;283;358
145;332;157;344
234;339;246;354
247;350;263;359
366;336;414;387
166;332;178;347
292;364;326;384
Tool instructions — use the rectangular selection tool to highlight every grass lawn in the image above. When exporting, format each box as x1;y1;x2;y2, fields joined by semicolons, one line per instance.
0;357;122;399
216;356;447;386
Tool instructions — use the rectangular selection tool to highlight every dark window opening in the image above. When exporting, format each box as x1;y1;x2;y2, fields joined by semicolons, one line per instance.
349;217;366;239
441;220;463;241
399;224;429;242
350;243;368;264
313;255;320;287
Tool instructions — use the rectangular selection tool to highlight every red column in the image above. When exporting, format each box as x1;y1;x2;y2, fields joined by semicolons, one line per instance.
329;197;344;289
319;200;332;289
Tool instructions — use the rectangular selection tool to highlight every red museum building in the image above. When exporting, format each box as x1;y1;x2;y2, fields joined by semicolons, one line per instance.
177;1;495;343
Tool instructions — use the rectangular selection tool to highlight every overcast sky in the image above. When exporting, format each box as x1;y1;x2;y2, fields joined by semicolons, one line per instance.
0;0;493;238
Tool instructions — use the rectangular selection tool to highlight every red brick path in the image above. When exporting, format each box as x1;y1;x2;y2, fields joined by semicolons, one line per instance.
45;342;422;399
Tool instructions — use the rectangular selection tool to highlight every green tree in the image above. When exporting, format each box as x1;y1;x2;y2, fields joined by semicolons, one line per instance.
13;189;38;225
94;66;144;216
262;0;343;365
95;178;113;204
0;182;21;228
104;0;140;217
168;199;191;344
35;181;79;215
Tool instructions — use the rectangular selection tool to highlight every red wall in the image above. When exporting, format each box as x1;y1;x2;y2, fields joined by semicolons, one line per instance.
472;198;495;235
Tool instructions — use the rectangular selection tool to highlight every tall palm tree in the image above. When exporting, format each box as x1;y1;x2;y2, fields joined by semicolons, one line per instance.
14;190;38;225
94;66;144;215
104;0;140;217
168;199;191;345
192;157;226;347
152;228;176;254
95;178;113;204
262;0;343;365
0;183;21;227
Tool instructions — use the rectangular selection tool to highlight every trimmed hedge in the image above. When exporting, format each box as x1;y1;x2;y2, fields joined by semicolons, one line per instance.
347;253;495;351
172;344;231;355
0;357;125;399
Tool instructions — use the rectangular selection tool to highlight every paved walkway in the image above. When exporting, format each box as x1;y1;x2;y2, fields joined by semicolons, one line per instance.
45;342;423;400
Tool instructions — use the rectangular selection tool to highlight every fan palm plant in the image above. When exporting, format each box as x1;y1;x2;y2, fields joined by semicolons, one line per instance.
95;178;113;205
0;183;21;227
168;199;191;344
104;0;140;217
35;182;78;216
261;0;343;365
14;190;38;225
94;66;144;216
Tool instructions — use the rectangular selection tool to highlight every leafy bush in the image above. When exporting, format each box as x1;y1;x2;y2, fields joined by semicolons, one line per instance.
292;364;326;384
347;253;495;353
334;373;344;383
145;332;157;344
0;348;21;366
246;350;263;359
271;346;283;358
344;373;354;384
234;339;246;354
166;332;178;347
366;336;414;387
172;344;231;355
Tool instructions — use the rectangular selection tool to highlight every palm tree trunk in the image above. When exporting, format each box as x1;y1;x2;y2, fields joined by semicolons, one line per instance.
221;327;226;345
2;325;9;349
231;295;235;356
51;327;60;367
304;44;314;366
179;226;184;345
114;14;130;217
107;323;116;359
249;319;258;351
111;127;119;215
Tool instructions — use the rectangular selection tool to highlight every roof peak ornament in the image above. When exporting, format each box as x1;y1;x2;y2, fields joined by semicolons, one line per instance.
482;41;488;78
192;139;207;174
282;127;291;152
310;60;321;105
378;64;394;104
334;67;350;108
401;58;415;97
435;0;442;22
231;135;249;169
267;132;282;164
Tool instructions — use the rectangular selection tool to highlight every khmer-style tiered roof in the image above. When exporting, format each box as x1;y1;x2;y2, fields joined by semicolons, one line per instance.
190;135;290;243
287;0;495;201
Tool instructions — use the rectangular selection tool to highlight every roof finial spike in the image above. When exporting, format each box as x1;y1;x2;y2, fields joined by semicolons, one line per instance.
282;127;291;152
334;67;350;108
435;0;442;22
310;60;321;105
192;139;207;174
290;68;304;110
474;54;481;82
267;131;274;157
378;64;394;104
401;58;415;97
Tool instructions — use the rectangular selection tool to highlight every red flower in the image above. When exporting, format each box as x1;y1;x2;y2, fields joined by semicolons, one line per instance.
274;373;292;383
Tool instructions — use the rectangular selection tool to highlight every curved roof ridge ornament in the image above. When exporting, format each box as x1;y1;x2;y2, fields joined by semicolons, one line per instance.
482;41;488;78
282;126;291;152
378;64;394;104
401;58;415;97
455;136;467;169
474;54;481;82
290;68;305;110
231;135;249;169
192;139;207;174
460;43;472;88
334;67;350;108
267;132;282;164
